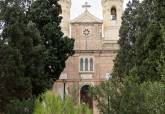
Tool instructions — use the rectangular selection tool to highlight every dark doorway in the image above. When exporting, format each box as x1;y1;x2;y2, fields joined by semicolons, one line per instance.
80;85;93;109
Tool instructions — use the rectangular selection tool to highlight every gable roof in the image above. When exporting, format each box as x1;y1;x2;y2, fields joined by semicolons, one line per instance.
71;10;102;24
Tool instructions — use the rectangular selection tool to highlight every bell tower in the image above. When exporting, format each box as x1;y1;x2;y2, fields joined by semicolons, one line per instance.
102;0;123;43
59;0;71;36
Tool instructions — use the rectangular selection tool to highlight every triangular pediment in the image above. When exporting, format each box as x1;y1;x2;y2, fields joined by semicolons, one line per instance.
71;10;102;23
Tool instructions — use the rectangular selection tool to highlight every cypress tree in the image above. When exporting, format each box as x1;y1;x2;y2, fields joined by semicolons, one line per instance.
0;0;74;112
134;0;165;82
92;0;165;113
113;0;140;81
27;0;74;80
0;0;49;112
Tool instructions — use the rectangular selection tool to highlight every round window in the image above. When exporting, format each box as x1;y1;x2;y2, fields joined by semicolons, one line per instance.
83;28;90;37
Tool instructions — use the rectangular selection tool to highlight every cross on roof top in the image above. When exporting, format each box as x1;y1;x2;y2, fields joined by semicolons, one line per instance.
82;2;91;11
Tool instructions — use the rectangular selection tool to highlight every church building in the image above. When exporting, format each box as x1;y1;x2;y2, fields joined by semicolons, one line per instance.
53;0;123;113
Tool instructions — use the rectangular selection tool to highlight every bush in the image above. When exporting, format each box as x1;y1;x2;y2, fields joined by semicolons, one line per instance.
33;91;92;114
5;98;35;114
140;82;165;114
90;80;123;114
91;75;165;114
120;77;165;114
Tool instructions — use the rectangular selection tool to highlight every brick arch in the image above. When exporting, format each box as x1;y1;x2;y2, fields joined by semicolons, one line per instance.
80;85;93;109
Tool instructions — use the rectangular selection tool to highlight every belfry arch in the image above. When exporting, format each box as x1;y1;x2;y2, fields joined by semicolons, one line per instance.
111;7;117;20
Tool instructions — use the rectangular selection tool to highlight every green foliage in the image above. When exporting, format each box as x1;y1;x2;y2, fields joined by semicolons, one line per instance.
119;75;145;114
120;76;165;114
92;76;165;114
5;98;35;114
69;82;79;104
33;91;92;114
91;80;123;114
93;0;165;114
113;0;165;82
134;5;165;82
0;0;74;112
141;81;165;114
0;0;36;111
131;0;165;82
113;0;140;81
27;0;75;80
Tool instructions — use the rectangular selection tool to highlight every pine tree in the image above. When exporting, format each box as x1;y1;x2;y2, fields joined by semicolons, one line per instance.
27;0;74;80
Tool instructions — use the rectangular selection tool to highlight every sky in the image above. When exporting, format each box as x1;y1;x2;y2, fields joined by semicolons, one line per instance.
70;0;131;19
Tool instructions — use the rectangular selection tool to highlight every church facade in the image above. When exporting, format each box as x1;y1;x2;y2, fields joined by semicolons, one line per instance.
53;0;123;113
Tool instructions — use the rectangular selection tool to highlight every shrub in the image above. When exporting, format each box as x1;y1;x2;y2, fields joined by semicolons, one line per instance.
33;91;92;114
5;98;35;114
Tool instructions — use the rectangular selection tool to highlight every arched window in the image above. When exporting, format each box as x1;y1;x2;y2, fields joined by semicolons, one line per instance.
111;7;117;20
85;58;88;71
90;58;93;71
79;57;94;72
80;58;83;71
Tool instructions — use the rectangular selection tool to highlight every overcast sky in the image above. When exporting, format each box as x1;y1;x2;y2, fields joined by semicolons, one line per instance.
70;0;131;19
